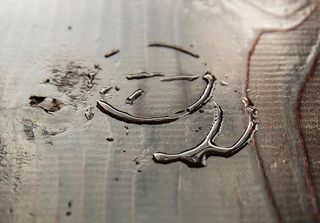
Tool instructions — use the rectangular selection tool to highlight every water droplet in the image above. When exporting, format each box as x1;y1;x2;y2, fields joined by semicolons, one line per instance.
148;42;200;58
125;72;164;80
85;106;94;120
125;89;144;105
104;49;120;58
87;71;97;89
94;64;101;70
43;79;50;83
99;86;113;94
219;80;229;86
132;157;140;165
160;75;199;82
106;137;114;142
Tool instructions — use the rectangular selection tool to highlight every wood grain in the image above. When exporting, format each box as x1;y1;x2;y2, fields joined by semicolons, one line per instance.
0;0;319;223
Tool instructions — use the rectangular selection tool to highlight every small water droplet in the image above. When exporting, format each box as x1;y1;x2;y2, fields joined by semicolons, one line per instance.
126;72;164;80
132;157;141;165
160;75;199;82
106;137;114;142
87;71;96;89
85;106;94;120
43;79;50;83
126;89;144;105
99;86;113;94
219;80;229;86
68;201;72;208
148;42;200;58
104;49;120;58
94;64;101;70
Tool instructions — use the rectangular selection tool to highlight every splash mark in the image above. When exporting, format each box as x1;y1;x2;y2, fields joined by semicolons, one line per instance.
22;119;37;140
96;72;216;125
153;98;258;167
160;75;199;82
148;42;200;58
104;49;120;58
29;95;63;113
126;89;144;105
125;71;164;80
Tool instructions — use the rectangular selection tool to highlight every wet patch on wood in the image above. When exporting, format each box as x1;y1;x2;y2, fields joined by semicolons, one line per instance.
46;62;101;106
29;96;63;113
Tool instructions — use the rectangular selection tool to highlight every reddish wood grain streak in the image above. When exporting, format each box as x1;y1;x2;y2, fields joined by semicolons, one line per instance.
296;54;320;221
245;6;320;220
245;32;282;223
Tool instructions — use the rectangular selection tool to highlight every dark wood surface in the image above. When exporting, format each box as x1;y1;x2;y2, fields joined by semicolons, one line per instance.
0;0;319;222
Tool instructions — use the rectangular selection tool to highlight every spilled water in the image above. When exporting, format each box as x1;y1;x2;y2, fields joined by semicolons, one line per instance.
153;98;258;167
95;41;259;166
96;71;216;125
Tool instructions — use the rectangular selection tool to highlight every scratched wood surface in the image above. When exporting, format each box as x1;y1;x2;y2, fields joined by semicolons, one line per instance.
0;0;319;223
